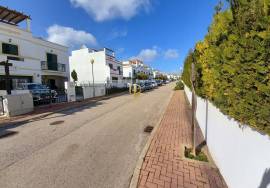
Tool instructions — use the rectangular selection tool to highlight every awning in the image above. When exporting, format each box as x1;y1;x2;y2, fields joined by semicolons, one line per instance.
0;6;30;25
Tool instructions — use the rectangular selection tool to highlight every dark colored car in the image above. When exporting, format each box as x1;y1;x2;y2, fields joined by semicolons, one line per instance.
144;82;152;90
156;80;163;86
20;83;57;103
138;83;146;92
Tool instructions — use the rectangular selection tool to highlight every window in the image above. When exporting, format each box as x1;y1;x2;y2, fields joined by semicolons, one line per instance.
112;77;118;80
46;53;58;71
2;43;18;55
117;66;122;74
109;64;113;69
0;75;32;90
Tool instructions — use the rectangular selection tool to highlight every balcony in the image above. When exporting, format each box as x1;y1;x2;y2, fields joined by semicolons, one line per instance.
41;61;66;72
110;68;121;75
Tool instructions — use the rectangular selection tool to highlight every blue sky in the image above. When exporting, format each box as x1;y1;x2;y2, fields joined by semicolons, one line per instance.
2;0;222;73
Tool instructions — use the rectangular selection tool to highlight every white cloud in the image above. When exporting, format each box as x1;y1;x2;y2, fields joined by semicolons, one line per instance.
133;48;158;62
70;0;151;22
111;30;128;39
164;49;179;59
47;24;97;48
131;47;180;62
116;48;125;54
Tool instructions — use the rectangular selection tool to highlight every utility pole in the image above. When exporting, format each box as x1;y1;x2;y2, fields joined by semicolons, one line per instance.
0;60;13;95
191;62;197;156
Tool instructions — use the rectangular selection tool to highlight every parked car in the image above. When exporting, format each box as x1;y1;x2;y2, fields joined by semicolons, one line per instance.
156;80;163;86
151;81;158;88
19;83;57;103
138;83;146;92
144;82;152;90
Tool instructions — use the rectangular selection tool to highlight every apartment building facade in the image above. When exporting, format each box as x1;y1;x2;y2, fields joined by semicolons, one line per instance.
69;47;123;85
122;59;154;79
0;6;69;90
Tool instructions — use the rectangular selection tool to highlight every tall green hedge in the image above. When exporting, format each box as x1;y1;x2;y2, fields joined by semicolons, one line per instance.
182;0;270;135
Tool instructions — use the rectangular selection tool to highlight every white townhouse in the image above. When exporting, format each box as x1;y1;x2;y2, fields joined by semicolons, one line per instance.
0;6;69;91
69;46;123;84
146;66;154;79
122;60;137;79
153;70;162;79
122;59;154;79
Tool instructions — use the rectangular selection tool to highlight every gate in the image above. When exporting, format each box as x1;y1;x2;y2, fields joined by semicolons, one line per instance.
34;89;68;106
75;86;84;101
54;89;67;103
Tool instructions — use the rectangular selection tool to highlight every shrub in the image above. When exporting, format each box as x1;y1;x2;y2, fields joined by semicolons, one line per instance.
184;147;208;162
174;81;184;90
182;0;270;136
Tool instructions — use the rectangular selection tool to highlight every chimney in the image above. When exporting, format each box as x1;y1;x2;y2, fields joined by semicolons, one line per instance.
26;18;31;32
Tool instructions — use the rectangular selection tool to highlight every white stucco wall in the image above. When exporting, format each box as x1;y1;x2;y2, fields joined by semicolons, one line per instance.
123;65;133;78
184;85;270;188
3;93;33;116
69;49;107;84
82;85;105;99
69;48;123;84
65;82;76;102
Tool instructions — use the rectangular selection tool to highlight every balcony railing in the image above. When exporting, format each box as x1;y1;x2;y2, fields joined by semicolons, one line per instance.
41;61;66;72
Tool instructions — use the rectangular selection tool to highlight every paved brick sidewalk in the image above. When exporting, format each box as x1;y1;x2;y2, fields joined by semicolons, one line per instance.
137;91;227;188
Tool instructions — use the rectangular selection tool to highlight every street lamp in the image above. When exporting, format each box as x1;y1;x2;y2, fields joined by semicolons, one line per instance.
91;59;95;97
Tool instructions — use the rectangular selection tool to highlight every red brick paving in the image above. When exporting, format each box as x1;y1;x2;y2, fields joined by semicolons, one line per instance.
137;91;227;188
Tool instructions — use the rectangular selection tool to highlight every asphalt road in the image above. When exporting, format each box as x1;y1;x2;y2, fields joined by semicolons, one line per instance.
0;83;174;188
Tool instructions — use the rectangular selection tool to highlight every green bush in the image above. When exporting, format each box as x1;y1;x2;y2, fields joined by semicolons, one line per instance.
174;81;184;90
184;147;208;162
182;0;270;136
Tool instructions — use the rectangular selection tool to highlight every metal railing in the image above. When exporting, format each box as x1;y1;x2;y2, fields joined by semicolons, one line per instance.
41;61;66;72
33;89;68;106
110;69;121;75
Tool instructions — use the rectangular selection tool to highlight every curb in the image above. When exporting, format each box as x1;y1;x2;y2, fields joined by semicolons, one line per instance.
129;89;175;188
0;92;128;128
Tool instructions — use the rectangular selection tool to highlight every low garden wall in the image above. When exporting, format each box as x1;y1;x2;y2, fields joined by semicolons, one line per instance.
3;93;33;116
184;85;270;188
82;85;106;99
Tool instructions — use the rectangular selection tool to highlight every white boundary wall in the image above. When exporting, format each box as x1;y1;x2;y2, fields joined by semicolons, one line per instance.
184;85;270;188
82;85;105;99
3;93;33;116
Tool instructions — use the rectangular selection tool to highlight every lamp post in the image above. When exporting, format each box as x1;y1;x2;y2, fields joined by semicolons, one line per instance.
91;59;95;97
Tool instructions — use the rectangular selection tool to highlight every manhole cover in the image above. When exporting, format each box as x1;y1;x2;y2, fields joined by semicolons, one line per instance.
50;120;65;125
0;131;18;139
144;126;154;133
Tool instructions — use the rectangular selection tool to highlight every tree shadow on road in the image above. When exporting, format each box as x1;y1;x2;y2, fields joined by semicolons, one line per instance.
0;100;103;134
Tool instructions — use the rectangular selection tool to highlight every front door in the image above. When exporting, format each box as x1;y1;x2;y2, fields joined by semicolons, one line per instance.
49;79;56;89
